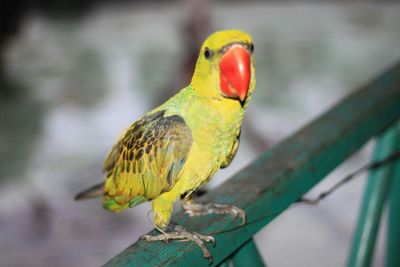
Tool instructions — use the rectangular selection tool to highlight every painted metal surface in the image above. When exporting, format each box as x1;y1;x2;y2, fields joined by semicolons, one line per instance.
104;63;400;267
216;261;229;267
387;125;400;267
231;238;265;267
347;124;400;267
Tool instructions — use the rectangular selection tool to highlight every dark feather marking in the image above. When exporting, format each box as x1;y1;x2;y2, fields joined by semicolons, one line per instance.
136;149;143;160
121;160;125;173
127;141;133;149
138;161;143;173
132;161;136;173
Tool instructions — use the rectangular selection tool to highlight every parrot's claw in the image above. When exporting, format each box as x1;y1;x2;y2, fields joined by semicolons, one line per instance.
140;225;215;264
182;202;246;225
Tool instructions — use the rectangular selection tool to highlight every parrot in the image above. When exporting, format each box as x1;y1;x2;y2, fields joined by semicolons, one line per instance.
75;29;256;262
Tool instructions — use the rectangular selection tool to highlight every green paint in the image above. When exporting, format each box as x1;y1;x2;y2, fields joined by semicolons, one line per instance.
387;125;400;267
103;63;400;267
217;260;230;267
231;239;265;267
347;124;400;267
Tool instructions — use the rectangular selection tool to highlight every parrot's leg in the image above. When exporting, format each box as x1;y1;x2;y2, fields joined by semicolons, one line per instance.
182;201;246;225
140;224;215;263
141;190;215;263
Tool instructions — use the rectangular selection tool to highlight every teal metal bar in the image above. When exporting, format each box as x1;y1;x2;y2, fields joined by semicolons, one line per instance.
231;239;265;267
387;124;400;267
347;125;400;267
104;64;400;267
217;260;230;267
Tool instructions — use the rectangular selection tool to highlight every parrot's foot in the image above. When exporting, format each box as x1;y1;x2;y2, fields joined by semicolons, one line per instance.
182;202;246;225
140;224;215;263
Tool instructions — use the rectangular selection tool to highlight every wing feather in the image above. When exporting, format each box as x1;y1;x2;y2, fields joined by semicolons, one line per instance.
103;110;192;210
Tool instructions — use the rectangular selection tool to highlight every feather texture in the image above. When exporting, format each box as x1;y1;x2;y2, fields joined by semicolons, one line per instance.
103;110;192;211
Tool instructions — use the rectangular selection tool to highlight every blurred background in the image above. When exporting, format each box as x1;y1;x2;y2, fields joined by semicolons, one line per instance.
1;0;400;266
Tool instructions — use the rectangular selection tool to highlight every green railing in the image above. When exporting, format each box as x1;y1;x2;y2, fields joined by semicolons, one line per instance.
104;62;400;267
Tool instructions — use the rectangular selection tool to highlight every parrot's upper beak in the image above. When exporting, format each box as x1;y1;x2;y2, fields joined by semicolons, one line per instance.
219;43;251;104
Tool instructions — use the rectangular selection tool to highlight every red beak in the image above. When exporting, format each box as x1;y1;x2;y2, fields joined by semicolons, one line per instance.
219;45;251;103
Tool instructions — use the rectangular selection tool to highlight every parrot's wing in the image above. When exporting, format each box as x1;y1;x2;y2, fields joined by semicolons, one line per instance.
103;110;192;206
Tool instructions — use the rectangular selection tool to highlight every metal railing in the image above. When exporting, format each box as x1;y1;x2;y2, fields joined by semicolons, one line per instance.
104;62;400;267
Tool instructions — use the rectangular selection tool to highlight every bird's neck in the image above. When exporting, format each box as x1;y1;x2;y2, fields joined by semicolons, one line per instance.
188;84;246;130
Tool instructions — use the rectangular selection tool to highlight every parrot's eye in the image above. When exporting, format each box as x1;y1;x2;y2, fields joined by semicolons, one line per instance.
249;43;254;53
204;47;213;59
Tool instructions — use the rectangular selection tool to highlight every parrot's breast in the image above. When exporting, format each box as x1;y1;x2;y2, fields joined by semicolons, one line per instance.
174;97;245;195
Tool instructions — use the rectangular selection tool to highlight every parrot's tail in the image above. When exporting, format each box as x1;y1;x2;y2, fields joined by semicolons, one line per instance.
74;182;105;200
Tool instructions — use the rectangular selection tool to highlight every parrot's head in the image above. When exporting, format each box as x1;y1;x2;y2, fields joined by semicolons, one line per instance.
192;29;255;107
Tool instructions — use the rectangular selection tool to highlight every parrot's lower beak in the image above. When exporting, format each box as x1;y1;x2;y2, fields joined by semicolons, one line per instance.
219;44;251;103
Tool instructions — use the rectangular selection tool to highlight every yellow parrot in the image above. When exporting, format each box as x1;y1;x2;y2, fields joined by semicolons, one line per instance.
75;29;256;261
